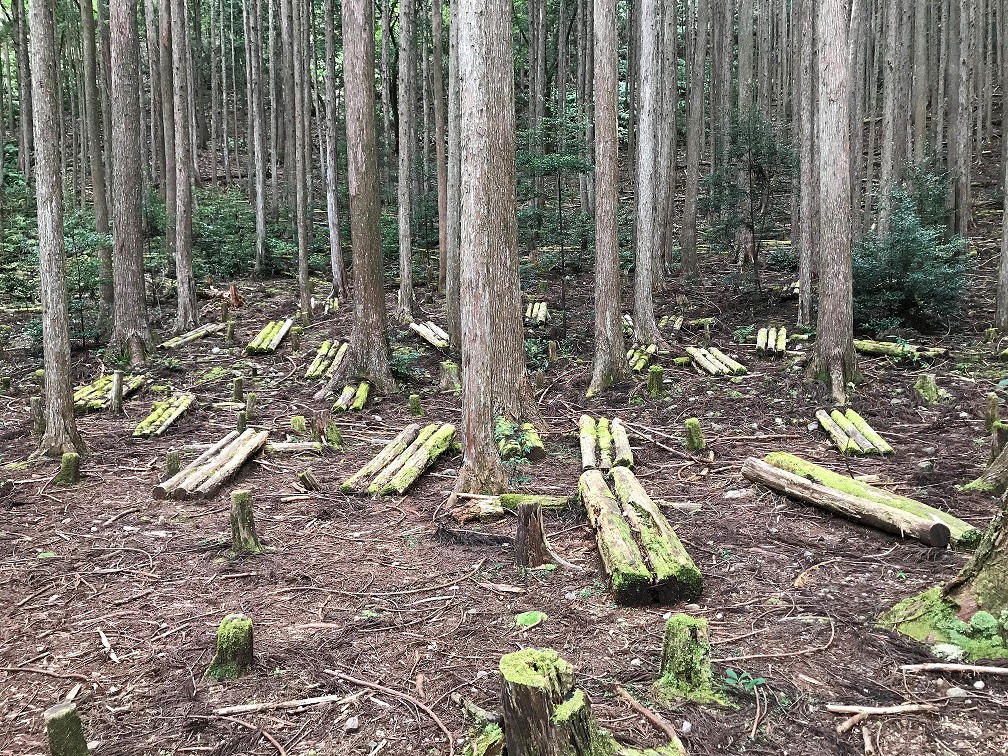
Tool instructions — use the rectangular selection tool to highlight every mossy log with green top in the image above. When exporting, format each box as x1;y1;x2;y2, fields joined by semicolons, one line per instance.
452;493;572;523
350;382;370;411
611;419;634;468
763;452;979;546
647;365;664;397
367;423;440;494
684;346;727;376
854;339;948;361
743;457;952;547
654;614;726;704
208;614;254;679
230;489;262;554
828;409;876;453
843;409;895;454
708;347;747;375
965;439;1008;495
158;321;225;350
408;393;424;416
382;423;456;495
332;384;357;412
579;470;653;603
305;341;336;379
756;327;768;352
340;423;421;493
44;702;89;756
133;393;196;437
684;418;706;452
596;418;613;470
498;420;546;461
323;342;349;378
579;415;597;470
610;466;702;601
815;409;859;454
627;343;657;372
985;392;1001;432
246;318;294;354
73;373;145;412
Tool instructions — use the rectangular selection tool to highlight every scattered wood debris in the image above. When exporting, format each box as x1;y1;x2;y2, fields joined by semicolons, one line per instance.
409;319;450;350
154;429;270;500
73;374;144;412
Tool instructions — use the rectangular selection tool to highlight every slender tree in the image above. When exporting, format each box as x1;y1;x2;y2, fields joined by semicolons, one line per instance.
432;0;448;292
396;0;417;320
445;0;462;352
454;0;540;494
323;0;347;296
249;0;269;275
586;0;626;396
796;0;815;327
171;0;197;331
680;0;709;279
29;0;84;456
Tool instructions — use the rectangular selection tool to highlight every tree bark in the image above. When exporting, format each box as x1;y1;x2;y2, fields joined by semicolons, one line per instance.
396;0;417;320
14;0;33;179
445;0;462;352
587;0;626;397
454;0;540;495
249;0;269;276
291;0;310;318
680;0;709;279
30;0;85;457
998;30;1008;330
108;0;154;364
796;0;815;327
380;0;393;200
432;0;448;292
322;0;347;295
171;0;197;332
340;0;395;392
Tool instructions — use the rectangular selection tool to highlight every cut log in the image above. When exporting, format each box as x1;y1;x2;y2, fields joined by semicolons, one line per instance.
579;415;598;471
762;452;979;547
775;327;787;353
195;430;270;499
133;393;196;437
230;490;262;553
578;470;653;603
708;347;747;375
208;614;254;679
597;418;614;470
166;450;181;476
438;360;461;392
340;424;422;493
685;346;727;376
843;409;895;455
985;392;1000;432
816;409;859;453
756;327;768;352
158;322;225;349
514;500;550;569
367;424;441;494
333;384;357;412
266;318;294;351
409;320;449;349
381;423;456;495
409;394;424;416
854;339;948;360
610;466;702;601
350;382;370;411
611;418;634;468
232;377;244;402
829;409;876;453
305;341;335;379
44;702;89;756
55;453;81;485
109;371;124;415
153;430;242;499
297;468;320;491
742;457;952;547
324;342;349;377
264;441;324;455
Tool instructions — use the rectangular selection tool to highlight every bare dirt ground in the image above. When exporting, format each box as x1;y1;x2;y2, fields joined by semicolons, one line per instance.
2;234;1008;756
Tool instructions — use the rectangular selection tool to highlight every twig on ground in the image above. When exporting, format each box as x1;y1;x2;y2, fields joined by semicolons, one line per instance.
214;692;359;715
900;662;1008;676
826;702;939;715
614;683;680;743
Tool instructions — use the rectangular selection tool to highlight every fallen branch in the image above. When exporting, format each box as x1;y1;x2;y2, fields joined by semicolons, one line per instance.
899;662;1008;676
826;702;939;716
614;683;680;743
214;692;358;715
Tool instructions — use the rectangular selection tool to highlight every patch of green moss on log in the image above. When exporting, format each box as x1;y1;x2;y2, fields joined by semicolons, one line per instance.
499;648;573;689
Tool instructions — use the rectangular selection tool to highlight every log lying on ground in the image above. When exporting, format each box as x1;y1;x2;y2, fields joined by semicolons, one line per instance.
685;346;742;376
816;408;894;455
158;322;225;350
182;440;323;455
816;409;859;454
153;429;269;500
611;419;634;468
853;339;948;361
756;452;979;547
844;409;895;454
609;466;702;601
580;415;633;470
830;409;876;452
597;419;614;470
332;382;370;412
133;393;196;437
246;318;294;354
579;415;597;470
708;347;748;374
409;319;449;349
627;343;657;372
366;425;440;494
305;341;344;379
742;457;952;547
340;424;421;493
381;423;456;495
756;325;787;356
524;301;549;325
74;374;145;412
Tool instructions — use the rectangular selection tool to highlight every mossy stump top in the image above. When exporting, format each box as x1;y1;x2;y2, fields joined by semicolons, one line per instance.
44;702;89;756
654;614;727;705
208;613;254;679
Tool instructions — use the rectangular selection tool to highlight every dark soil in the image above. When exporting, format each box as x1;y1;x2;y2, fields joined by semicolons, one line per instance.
2;237;1007;756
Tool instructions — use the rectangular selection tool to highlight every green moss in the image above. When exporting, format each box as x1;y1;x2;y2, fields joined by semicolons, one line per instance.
207;614;254;679
499;648;573;690
463;723;503;756
291;415;308;434
684;418;706;452
552;687;588;723
654;615;729;706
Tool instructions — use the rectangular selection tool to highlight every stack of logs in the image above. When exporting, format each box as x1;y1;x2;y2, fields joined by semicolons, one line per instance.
816;408;894;455
409;320;450;350
74;374;145;412
133;393;195;437
685;346;747;376
304;341;348;379
627;344;657;372
341;422;456;495
579;415;633;471
246;319;294;354
332;382;370;412
756;325;787;356
154;429;269;499
524;301;549;325
159;322;225;350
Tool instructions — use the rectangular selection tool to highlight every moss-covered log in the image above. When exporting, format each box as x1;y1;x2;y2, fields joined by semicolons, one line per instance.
207;614;254;679
364;424;442;495
610;466;702;601
816;409;858;453
611;419;634;468
708;347;747;375
381;423;456;495
324;342;349;378
579;415;597;471
684;346;727;376
409;394;424;416
829;409;876;453
54;453;80;485
264;441;324;455
133;393;196;437
230;489;262;554
843;409;895;455
44;702;89;756
913;374;947;405
153;429;243;499
763;452;979;546
158;322;225;349
684;418;706;452
166;449;181;476
854;339;948;361
654;614;724;704
409;320;449;349
579;470;653;603
775;327;787;353
596;418;613;470
196;430;270;499
305;341;336;379
742;457;952;547
333;384;357;411
340;424;422;493
756;327;768;353
350;382;370;411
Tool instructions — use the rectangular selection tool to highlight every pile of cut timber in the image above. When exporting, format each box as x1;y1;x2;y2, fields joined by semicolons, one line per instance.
776;280;799;300
854;339;948;361
304;341;347;379
340;422;456;495
816;408;894;455
451;493;571;522
332;382;370;412
409;320;449;350
525;301;549;325
742;452;979;547
579;415;633;470
246;318;294;354
685;346;747;376
579;467;701;603
627;344;657;372
756;326;787;356
622;313;635;337
154;428;269;499
159;322;225;350
133;393;195;437
74;374;145;412
497;419;545;460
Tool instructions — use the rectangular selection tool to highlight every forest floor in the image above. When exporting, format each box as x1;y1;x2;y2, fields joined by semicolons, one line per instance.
3;234;1008;756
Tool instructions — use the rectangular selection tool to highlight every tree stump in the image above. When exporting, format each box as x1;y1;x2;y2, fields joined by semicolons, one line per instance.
232;377;244;402
236;411;247;433
291;415;308;434
245;392;257;421
109;370;124;416
654;614;722;703
230;490;262;554
913;374;946;405
684;418;706;452
220;299;230;323
208;613;254;679
44;702;89;756
993;421;1008;463
438;360;461;393
165;449;181;477
55;453;80;485
0;376;10;393
298;468;320;491
30;396;45;437
547;340;559;364
409;394;424;416
225;320;235;344
647;364;665;397
986;393;1001;433
515;500;550;569
290;326;302;352
499;648;614;756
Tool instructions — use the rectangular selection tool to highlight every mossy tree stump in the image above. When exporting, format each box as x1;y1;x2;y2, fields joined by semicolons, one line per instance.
109;370;124;416
986;392;1001;432
225;320;235;344
499;648;615;756
44;702;89;756
208;613;254;679
230;490;262;554
55;453;80;485
30;396;45;437
290;326;303;352
166;449;181;476
245;392;257;421
439;360;461;393
232;377;244;403
236;411;248;433
654;614;724;704
409;394;424;416
913;374;946;405
298;468;320;491
515;500;550;569
647;365;664;398
684;418;706;452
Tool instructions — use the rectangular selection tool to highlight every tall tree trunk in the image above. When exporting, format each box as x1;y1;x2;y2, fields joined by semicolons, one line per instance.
997;22;1008;330
14;0;33;179
209;0;220;186
455;0;540;496
291;0;310;317
109;0;154;364
396;0;417;320
380;0;393;201
911;0;927;163
797;0;815;327
878;0;899;232
680;0;709;279
587;0;626;397
808;0;855;405
339;0;395;391
445;0;462;352
29;0;84;457
268;0;278;217
249;0;268;275
171;0;197;331
323;0;347;295
160;0;177;271
144;0;164;192
432;0;448;292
